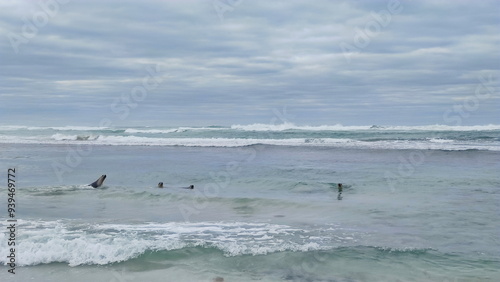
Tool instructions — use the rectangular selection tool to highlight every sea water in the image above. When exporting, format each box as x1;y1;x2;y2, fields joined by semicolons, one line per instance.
0;124;499;281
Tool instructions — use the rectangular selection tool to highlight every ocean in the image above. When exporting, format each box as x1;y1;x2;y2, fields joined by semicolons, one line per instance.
0;124;499;281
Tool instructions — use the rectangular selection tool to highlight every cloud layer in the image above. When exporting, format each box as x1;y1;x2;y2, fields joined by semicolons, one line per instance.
1;0;499;126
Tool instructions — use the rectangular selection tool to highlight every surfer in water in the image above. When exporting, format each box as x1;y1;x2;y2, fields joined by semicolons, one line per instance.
158;182;164;188
337;183;343;200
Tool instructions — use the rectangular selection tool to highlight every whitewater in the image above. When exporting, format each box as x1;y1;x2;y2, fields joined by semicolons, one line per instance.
0;123;499;150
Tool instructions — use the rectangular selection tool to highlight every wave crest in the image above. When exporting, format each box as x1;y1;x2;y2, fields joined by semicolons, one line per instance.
231;123;500;132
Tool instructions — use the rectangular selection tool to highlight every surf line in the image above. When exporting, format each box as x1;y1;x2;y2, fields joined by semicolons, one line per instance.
7;168;17;274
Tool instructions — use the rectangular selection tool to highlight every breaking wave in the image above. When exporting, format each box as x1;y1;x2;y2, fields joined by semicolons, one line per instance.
0;220;354;266
0;123;498;151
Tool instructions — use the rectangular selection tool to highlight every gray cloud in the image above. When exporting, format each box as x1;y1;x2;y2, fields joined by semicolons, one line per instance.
0;0;498;126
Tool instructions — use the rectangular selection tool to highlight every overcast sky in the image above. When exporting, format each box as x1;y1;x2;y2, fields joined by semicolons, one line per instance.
0;0;498;126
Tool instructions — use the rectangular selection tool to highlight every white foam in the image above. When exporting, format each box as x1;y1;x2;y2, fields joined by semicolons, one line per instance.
0;220;336;266
0;134;498;151
428;138;454;143
124;127;226;134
